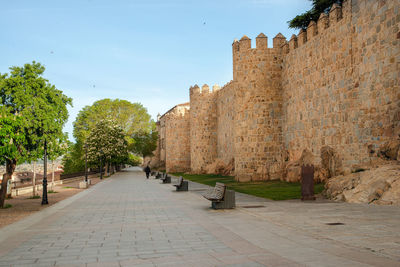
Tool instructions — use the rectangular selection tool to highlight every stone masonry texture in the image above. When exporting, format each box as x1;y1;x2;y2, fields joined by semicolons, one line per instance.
156;103;190;173
155;0;400;181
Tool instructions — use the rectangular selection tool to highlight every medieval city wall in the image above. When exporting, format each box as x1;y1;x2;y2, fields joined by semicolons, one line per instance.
158;115;166;166
282;0;400;175
189;85;218;173
164;104;191;173
216;81;235;165
233;35;285;181
155;0;399;182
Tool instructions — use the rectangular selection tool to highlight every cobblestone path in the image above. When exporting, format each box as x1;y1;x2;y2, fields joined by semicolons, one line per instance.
0;167;399;266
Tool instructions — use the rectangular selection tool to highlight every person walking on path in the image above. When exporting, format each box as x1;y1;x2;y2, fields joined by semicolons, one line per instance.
144;165;151;179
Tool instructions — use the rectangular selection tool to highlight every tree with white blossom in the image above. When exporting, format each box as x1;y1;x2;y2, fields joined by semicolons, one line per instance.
86;120;128;173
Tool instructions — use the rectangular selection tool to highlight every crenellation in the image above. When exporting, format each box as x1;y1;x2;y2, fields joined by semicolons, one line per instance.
256;33;268;49
201;84;210;94
273;33;287;48
239;35;251;50
329;3;342;25
212;84;221;92
155;0;399;183
317;13;329;33
341;0;352;18
189;84;200;96
307;21;317;39
289;34;298;50
297;29;307;46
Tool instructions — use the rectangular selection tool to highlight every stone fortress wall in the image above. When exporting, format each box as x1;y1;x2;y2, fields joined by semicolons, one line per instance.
189;85;218;173
154;0;400;181
155;103;191;173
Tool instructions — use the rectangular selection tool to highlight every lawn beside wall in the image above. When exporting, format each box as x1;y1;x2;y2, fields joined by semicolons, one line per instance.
172;173;324;201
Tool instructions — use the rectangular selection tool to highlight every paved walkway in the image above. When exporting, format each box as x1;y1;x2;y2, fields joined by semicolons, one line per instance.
0;167;399;267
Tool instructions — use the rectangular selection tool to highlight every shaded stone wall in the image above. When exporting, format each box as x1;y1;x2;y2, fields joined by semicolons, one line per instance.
216;81;235;165
164;104;191;173
158;115;166;167
282;0;400;174
189;85;218;173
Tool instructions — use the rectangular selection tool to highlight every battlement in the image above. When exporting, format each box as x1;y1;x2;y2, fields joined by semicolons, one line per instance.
221;80;234;90
232;33;286;81
190;84;221;97
282;0;348;54
233;32;288;53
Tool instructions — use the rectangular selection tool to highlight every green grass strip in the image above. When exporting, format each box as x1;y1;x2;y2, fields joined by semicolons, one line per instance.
172;173;324;201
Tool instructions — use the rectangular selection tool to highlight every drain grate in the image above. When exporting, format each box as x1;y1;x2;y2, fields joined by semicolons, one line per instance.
242;205;265;208
326;222;345;225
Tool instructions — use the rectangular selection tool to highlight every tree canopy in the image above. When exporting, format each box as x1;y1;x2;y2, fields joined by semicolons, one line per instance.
73;99;153;143
0;106;26;166
130;130;158;158
0;61;72;207
64;98;157;173
288;0;343;29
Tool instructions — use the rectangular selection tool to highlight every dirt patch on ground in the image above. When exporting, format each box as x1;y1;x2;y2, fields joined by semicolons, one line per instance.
0;176;105;229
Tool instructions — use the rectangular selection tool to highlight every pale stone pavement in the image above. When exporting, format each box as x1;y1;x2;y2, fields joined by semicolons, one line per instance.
0;167;399;267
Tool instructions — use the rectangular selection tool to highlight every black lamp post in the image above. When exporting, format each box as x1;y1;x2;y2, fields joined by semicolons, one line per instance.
41;140;49;205
84;144;88;183
100;149;103;180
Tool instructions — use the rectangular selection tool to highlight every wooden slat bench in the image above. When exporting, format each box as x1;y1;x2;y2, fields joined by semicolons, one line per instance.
171;176;188;191
202;182;235;209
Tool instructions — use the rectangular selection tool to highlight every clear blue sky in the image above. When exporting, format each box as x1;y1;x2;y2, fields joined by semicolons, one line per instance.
0;0;311;141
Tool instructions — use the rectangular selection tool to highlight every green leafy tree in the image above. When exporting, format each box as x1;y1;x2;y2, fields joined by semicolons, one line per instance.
62;141;86;174
0;62;72;207
130;130;158;158
288;0;343;29
0;107;26;204
127;154;142;166
73;99;153;142
86;120;128;170
64;98;155;173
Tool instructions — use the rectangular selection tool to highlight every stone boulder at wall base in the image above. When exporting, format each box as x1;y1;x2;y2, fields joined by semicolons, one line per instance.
205;158;234;176
320;146;343;178
284;149;328;182
378;140;400;161
325;163;400;205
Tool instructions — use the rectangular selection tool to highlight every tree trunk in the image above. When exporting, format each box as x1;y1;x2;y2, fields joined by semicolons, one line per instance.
106;162;110;176
0;159;16;208
33;162;37;197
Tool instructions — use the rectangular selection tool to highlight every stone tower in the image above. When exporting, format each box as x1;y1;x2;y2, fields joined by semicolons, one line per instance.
189;84;218;173
233;33;285;181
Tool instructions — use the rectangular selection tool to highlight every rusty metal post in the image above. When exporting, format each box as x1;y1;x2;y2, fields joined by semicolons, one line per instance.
301;164;316;201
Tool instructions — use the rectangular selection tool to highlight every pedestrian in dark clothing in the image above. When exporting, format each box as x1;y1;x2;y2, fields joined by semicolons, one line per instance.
144;165;151;179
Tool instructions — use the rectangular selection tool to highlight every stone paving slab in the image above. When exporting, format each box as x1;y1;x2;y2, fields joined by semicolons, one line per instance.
0;167;399;266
